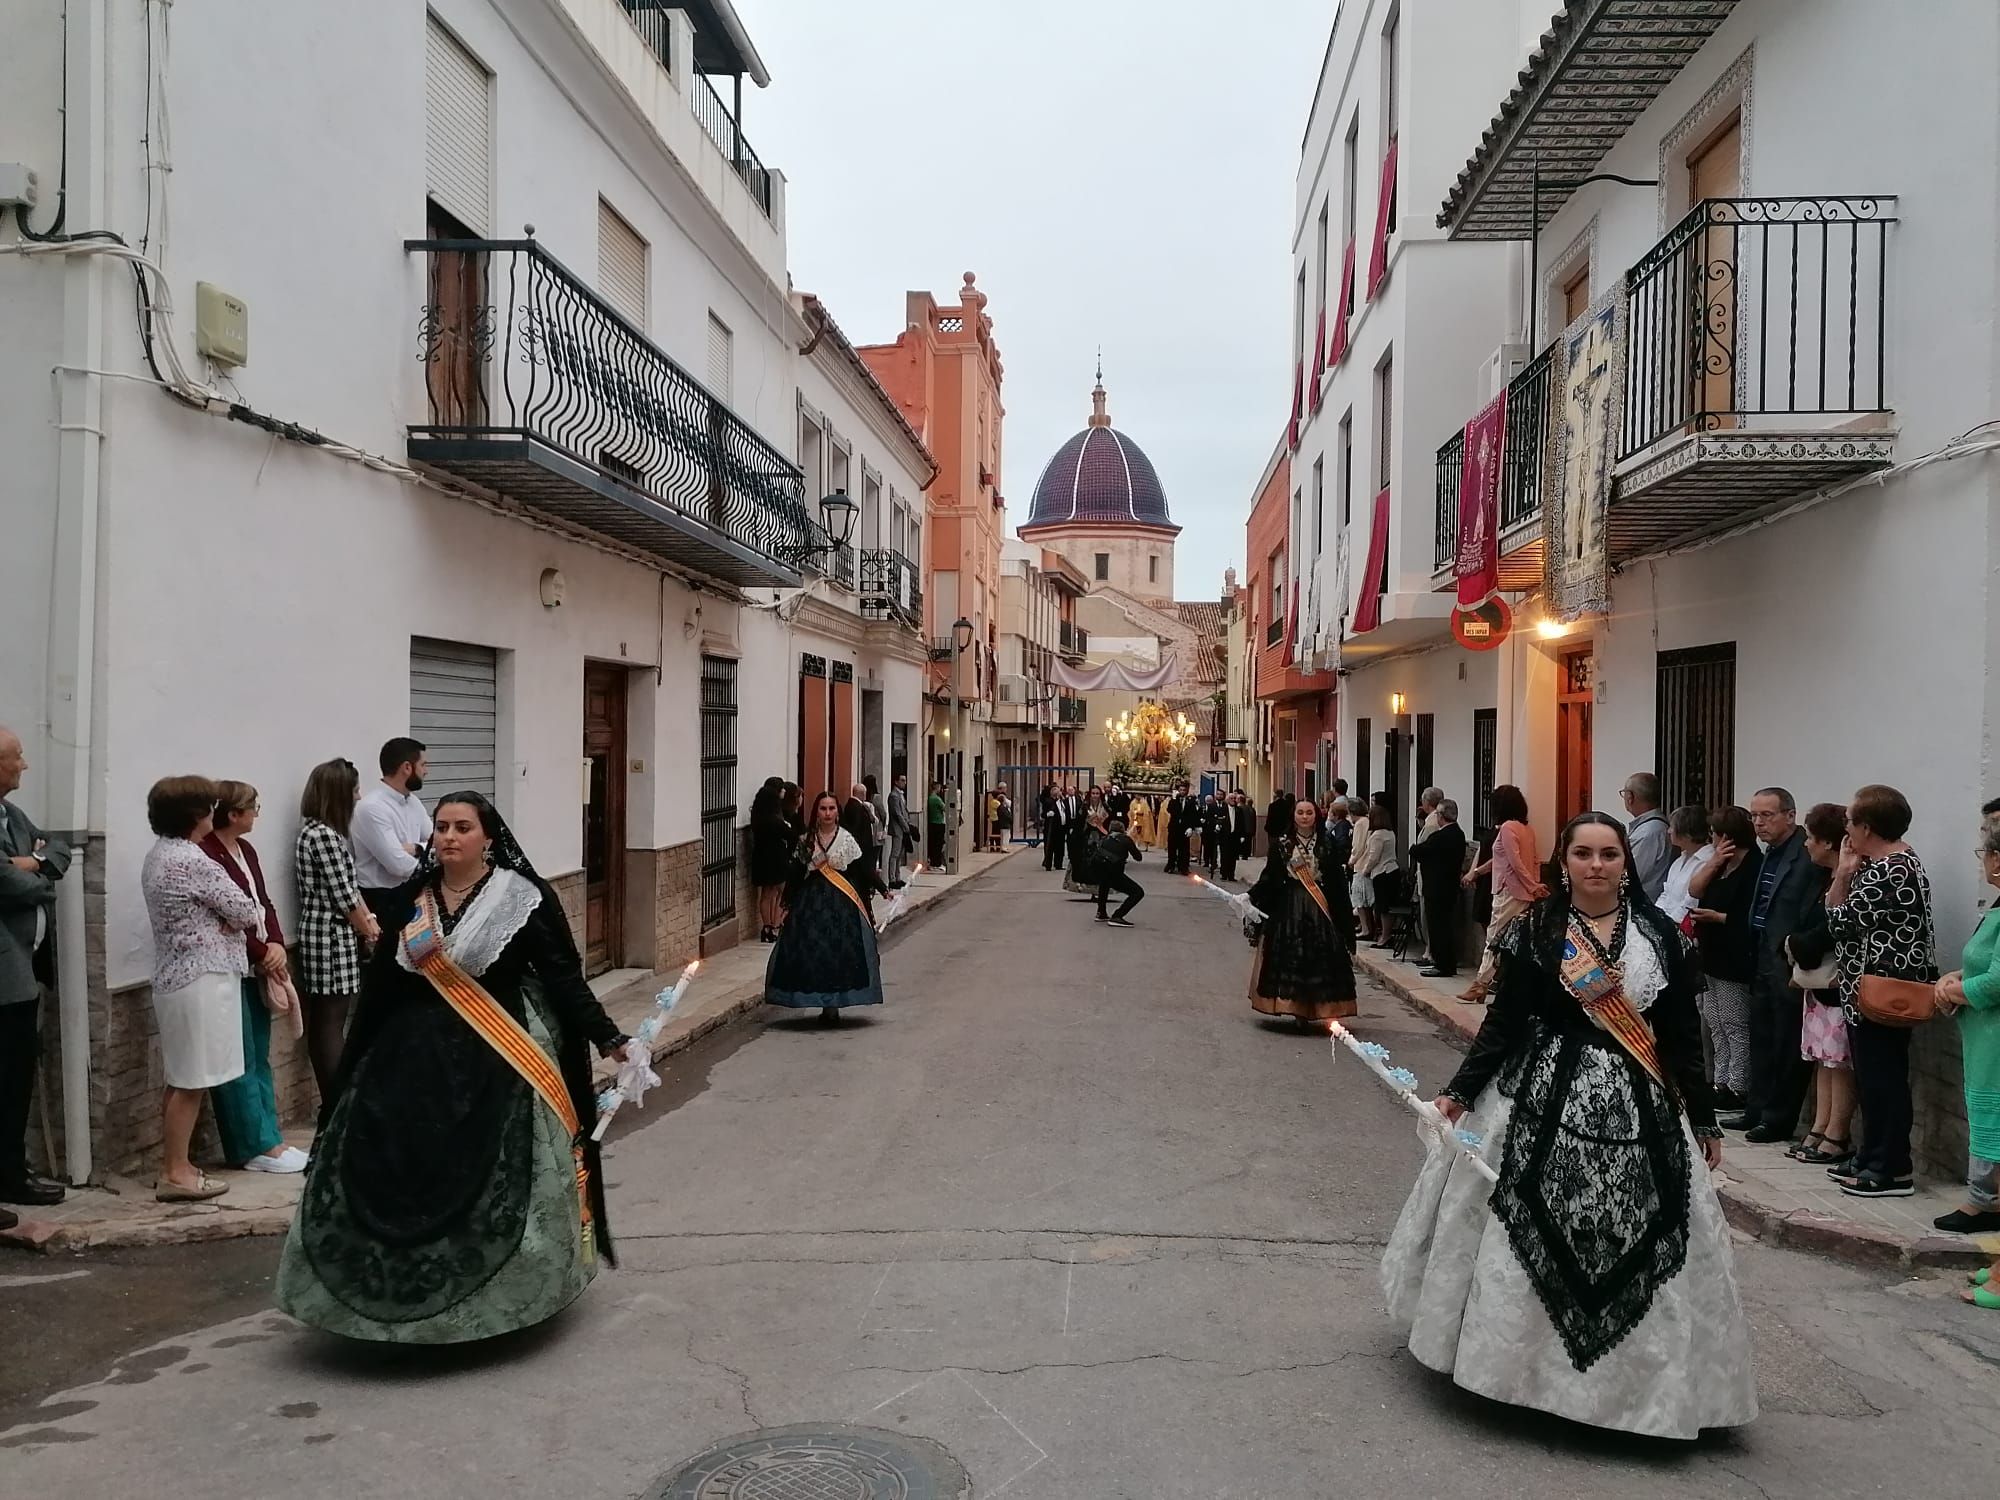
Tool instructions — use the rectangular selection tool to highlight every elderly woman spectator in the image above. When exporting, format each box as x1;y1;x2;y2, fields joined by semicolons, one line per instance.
141;776;261;1201
292;758;379;1099
1350;793;1399;943
1932;803;2000;1267
1688;806;1759;1112
1780;803;1855;1165
199;781;308;1174
1658;806;1715;926
1811;785;1937;1199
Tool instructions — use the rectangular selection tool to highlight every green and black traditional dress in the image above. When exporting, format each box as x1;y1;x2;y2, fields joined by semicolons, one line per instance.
276;862;627;1343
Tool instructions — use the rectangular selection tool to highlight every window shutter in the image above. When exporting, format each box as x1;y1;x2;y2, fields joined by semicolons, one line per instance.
707;313;733;405
409;637;499;805
426;17;491;235
596;199;648;329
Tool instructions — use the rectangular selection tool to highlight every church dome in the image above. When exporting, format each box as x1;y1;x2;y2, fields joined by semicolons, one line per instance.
1021;376;1178;534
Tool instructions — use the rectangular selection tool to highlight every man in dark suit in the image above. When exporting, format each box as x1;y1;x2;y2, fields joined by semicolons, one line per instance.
1200;795;1230;875
0;726;71;1224
1226;791;1257;881
1411;800;1471;978
1165;782;1200;874
1038;782;1062;871
1727;786;1825;1142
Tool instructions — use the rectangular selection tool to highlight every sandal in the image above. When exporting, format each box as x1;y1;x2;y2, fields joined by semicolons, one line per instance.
155;1171;229;1203
1971;1267;1993;1287
1786;1132;1827;1161
1796;1136;1851;1165
1964;1286;2000;1310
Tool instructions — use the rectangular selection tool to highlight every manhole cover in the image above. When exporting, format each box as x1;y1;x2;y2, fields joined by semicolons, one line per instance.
650;1426;968;1500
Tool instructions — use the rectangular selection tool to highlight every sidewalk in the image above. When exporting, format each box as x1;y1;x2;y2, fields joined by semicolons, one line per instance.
0;849;1020;1256
1354;946;1998;1272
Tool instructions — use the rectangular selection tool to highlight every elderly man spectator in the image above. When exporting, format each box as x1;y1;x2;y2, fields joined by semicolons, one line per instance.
1724;786;1826;1142
1410;787;1447;963
1620;772;1673;900
352;737;431;924
0;726;72;1221
1411;799;1470;978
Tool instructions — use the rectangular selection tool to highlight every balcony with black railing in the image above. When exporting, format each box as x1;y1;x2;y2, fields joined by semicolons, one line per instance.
692;73;775;218
859;549;922;628
408;238;811;587
1057;696;1089;726
1433;345;1553;588
1611;195;1896;558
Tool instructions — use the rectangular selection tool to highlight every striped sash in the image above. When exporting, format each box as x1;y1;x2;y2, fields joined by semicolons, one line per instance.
818;863;870;921
1558;914;1678;1106
403;889;594;1259
1291;865;1334;922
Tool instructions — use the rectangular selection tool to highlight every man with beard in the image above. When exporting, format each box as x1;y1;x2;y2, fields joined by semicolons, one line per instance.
352;737;431;926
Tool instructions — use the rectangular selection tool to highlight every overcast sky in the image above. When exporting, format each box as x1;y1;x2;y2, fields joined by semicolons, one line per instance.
740;0;1334;592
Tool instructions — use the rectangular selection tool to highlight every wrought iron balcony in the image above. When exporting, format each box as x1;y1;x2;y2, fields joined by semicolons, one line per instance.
1612;196;1896;557
1433;345;1553;585
407;238;811;587
1057;696;1089;726
692;74;774;218
859;549;921;627
1058;620;1090;659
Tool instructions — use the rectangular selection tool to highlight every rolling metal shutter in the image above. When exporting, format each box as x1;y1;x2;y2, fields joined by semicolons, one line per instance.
426;16;491;235
597;198;648;329
410;637;499;805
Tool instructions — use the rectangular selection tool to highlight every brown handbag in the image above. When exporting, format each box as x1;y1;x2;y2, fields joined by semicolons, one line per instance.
1855;974;1939;1028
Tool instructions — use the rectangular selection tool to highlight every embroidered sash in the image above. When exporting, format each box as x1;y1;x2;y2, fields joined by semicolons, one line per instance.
1557;913;1678;1106
818;863;870;921
1290;865;1334;923
403;889;595;1259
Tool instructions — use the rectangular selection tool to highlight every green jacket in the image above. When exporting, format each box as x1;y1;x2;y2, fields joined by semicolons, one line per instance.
926;792;947;825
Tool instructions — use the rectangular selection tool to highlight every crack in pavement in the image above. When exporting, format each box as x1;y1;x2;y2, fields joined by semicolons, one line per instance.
683;1334;765;1430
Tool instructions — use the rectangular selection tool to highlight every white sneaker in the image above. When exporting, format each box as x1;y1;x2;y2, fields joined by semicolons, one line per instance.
244;1146;309;1174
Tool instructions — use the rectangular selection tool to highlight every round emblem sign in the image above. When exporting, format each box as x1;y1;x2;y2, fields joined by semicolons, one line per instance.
1451;595;1513;652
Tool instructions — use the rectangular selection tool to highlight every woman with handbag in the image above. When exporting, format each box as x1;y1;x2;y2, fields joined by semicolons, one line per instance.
1813;785;1936;1200
1930;805;2000;1265
1783;803;1855;1165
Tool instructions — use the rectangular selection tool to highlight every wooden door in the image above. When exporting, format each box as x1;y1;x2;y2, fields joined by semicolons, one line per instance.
1687;116;1741;428
425;202;485;429
1556;645;1594;828
582;663;627;976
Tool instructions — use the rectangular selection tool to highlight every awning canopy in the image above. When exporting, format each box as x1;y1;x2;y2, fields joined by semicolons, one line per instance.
1437;0;1739;241
1048;655;1179;694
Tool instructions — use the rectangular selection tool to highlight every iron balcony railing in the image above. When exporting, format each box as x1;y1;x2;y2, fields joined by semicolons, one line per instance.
1434;345;1554;570
693;74;774;218
1057;696;1089;726
1059;619;1075;652
408;238;814;577
859;549;921;624
616;0;674;74
1622;196;1893;458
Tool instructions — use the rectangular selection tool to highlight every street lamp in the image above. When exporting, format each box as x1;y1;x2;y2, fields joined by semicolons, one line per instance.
947;615;974;874
783;489;860;566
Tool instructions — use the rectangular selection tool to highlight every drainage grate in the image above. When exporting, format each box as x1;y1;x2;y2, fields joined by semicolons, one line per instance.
651;1426;968;1500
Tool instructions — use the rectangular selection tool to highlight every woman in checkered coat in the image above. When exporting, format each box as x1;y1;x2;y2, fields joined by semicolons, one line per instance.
294;760;380;1100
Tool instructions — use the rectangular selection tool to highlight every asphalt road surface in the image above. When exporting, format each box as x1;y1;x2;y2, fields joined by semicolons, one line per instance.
4;854;1998;1497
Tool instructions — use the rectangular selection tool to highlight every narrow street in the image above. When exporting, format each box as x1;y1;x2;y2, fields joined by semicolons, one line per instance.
4;854;1998;1498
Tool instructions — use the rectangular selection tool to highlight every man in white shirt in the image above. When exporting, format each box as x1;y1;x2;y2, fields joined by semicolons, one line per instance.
353;737;432;921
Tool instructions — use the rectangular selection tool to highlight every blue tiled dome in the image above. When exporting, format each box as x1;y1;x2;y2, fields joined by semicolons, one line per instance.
1021;381;1176;533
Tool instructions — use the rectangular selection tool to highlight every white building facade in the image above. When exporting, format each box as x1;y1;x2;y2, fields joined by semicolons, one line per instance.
0;0;904;1177
1320;0;2000;1175
1288;0;1527;838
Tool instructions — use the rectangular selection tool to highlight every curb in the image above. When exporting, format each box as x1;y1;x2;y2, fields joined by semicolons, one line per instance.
1352;949;1988;1274
2;856;1011;1258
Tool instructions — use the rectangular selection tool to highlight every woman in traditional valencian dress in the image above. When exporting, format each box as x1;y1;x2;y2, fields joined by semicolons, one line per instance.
766;792;885;1023
1246;797;1357;1029
1382;812;1756;1439
277;793;632;1343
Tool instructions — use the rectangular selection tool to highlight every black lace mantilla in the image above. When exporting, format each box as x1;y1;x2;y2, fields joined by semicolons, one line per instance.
1492;1020;1692;1371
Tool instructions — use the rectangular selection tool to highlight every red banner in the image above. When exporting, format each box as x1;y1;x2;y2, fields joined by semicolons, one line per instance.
1328;240;1356;367
1351;487;1392;634
1288;360;1303;450
1367;136;1400;302
1455;388;1507;606
1308;307;1327;413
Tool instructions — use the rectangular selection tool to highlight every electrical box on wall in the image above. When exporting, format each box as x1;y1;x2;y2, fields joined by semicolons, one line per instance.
195;282;249;368
0;164;38;208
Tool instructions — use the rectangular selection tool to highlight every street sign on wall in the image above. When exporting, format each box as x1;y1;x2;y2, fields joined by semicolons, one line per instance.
1451;595;1513;652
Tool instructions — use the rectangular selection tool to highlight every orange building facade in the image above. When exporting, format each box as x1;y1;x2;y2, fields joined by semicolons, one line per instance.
859;273;1008;830
1246;439;1334;799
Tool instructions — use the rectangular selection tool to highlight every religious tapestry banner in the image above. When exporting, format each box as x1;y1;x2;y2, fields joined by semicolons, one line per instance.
1455;388;1506;607
1546;288;1626;620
